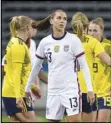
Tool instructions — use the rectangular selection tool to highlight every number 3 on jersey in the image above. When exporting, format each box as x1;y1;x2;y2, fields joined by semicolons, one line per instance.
46;52;52;63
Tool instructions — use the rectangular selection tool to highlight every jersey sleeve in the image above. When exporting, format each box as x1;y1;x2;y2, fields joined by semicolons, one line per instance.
30;40;37;66
72;36;85;58
13;63;22;98
11;43;25;63
93;39;105;56
35;39;45;59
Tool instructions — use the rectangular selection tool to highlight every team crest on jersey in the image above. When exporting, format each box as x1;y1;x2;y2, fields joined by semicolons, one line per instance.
64;45;69;52
54;45;60;53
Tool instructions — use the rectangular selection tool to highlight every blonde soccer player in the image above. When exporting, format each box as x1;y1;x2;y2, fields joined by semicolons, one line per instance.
88;18;111;122
2;15;48;122
2;16;37;122
71;12;111;122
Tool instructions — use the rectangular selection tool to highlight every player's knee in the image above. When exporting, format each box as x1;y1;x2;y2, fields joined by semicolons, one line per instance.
28;117;37;122
15;113;29;122
67;114;82;122
97;115;109;122
9;116;20;122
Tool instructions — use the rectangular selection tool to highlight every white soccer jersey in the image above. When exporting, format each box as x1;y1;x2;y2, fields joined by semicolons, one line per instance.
36;32;85;95
29;39;41;101
30;39;37;66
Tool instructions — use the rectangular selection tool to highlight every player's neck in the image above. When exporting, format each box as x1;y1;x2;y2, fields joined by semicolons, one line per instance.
17;32;27;42
52;30;65;38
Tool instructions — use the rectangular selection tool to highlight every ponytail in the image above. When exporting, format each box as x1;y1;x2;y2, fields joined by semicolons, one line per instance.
76;20;84;41
71;12;89;41
32;15;51;31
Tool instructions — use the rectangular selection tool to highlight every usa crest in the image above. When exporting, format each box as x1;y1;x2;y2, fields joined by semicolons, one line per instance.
54;45;60;53
64;45;69;52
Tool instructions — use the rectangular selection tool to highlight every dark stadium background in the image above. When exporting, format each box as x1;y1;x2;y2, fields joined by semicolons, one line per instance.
1;1;111;122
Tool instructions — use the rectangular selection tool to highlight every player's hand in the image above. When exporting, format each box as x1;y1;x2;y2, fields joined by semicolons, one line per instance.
16;97;25;110
87;91;95;105
31;84;41;99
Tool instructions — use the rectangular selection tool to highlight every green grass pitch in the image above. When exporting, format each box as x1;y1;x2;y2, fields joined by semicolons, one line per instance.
2;114;111;122
2;114;66;122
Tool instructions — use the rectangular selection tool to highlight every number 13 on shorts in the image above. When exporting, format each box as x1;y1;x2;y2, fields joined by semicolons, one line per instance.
66;95;82;115
69;97;78;108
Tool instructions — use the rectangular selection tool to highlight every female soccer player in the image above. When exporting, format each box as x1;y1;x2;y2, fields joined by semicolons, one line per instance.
71;12;111;122
25;10;95;122
2;16;37;122
88;18;111;122
2;15;48;122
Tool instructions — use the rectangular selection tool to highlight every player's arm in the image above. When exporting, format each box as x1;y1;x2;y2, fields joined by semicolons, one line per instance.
38;69;48;84
25;39;45;93
72;36;95;105
13;63;23;98
94;41;111;66
97;52;111;66
77;54;93;92
77;54;95;105
12;43;25;98
12;43;28;110
72;36;94;92
25;57;44;92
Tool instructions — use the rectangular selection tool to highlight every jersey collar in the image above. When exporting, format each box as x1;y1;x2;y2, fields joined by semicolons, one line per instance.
52;31;67;40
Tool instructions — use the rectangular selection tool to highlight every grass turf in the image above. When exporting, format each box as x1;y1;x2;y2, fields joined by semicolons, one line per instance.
2;114;66;122
2;114;111;122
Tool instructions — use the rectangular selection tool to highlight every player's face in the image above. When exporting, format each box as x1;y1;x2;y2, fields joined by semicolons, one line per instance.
51;12;67;32
88;23;103;41
31;28;37;37
27;25;34;38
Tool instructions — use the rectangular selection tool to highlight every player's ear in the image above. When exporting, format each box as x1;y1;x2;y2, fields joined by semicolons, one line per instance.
26;25;30;31
50;18;53;25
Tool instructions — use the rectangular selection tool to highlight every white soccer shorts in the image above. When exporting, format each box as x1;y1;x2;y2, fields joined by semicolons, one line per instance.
46;92;82;120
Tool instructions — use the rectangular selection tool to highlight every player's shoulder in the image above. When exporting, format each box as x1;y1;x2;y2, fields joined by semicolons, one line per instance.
6;37;18;48
85;34;99;44
66;32;81;44
43;34;52;40
8;37;26;52
30;39;36;45
67;32;80;39
30;39;36;47
39;34;52;45
11;37;24;46
84;34;96;41
102;38;111;44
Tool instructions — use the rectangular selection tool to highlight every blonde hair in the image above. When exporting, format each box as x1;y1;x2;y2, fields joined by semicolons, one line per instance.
10;16;32;37
90;17;104;31
71;12;89;41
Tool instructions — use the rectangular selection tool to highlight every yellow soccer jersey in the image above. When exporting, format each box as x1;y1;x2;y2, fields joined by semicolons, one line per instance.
77;34;105;93
2;37;31;98
93;38;111;97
